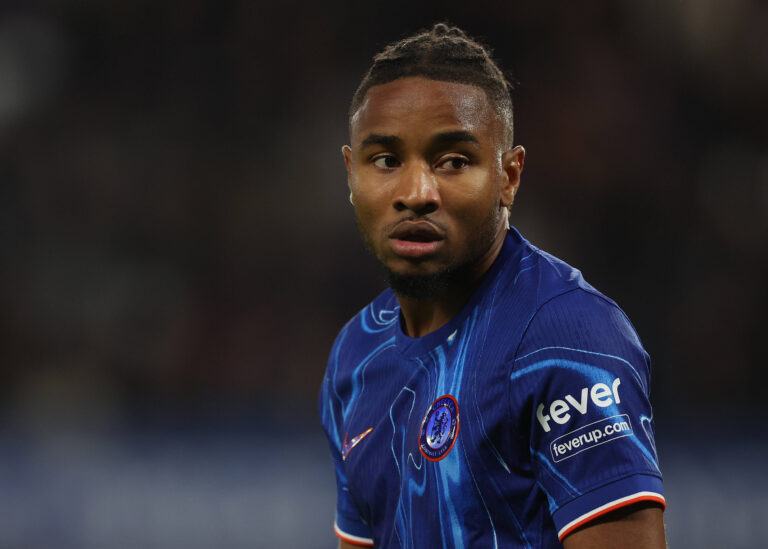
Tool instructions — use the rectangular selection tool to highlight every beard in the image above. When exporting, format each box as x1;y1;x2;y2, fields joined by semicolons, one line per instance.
357;203;503;301
385;261;472;299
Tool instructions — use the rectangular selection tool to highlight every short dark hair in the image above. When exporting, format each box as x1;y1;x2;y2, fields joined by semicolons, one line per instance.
350;23;515;146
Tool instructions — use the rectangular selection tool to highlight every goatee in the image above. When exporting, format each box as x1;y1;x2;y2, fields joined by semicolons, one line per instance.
385;261;475;300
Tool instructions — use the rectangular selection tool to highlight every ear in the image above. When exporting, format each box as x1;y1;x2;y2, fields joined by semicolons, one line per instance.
501;145;525;208
342;145;353;175
341;145;354;205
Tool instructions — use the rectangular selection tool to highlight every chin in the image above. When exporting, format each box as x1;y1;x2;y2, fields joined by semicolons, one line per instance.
385;269;452;299
384;257;476;300
385;257;448;277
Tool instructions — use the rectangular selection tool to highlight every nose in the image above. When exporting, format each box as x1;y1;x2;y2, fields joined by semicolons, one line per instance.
392;162;440;215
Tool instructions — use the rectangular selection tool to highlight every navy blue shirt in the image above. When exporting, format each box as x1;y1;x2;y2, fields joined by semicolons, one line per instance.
319;227;664;548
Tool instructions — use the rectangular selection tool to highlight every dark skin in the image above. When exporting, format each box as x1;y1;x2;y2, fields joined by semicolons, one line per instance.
340;76;666;548
563;503;666;548
344;76;522;337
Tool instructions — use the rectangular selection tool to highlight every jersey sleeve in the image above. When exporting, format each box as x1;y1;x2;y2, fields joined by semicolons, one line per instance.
318;336;375;547
509;289;665;542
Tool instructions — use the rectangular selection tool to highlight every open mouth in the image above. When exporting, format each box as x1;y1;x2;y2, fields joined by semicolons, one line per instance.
389;222;444;242
398;233;437;243
388;222;444;257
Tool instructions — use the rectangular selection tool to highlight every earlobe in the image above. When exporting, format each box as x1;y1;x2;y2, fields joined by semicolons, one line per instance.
501;188;518;209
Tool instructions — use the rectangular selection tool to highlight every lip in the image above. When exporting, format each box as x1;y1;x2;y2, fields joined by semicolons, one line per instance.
388;221;445;258
389;221;444;241
389;238;443;258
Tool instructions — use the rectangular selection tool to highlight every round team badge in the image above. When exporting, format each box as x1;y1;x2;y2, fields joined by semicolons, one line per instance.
419;395;459;461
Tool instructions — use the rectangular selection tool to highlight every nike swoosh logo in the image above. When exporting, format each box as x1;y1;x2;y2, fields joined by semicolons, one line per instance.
341;427;374;461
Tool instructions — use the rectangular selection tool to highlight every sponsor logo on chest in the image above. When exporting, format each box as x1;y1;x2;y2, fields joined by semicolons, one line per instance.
536;377;622;432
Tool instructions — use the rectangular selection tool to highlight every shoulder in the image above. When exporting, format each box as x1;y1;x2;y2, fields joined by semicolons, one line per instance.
509;285;652;415
326;288;400;373
513;241;606;313
489;230;598;318
497;231;644;360
518;286;647;368
319;288;399;432
498;234;650;388
489;232;640;354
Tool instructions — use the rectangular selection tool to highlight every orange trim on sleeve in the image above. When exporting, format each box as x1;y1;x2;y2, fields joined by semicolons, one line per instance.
334;521;375;547
558;493;666;541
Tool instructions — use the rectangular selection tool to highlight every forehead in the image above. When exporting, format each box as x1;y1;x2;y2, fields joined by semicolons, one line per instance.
350;77;500;146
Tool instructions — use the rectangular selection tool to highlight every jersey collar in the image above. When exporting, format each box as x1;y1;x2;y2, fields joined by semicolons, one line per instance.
394;227;527;358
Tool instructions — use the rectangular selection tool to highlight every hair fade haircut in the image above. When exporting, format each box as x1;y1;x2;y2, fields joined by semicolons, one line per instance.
350;23;515;146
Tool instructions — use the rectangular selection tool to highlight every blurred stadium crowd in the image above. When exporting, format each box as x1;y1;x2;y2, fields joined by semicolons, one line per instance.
0;1;765;547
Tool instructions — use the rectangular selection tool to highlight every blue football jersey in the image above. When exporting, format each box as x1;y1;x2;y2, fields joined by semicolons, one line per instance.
319;227;664;548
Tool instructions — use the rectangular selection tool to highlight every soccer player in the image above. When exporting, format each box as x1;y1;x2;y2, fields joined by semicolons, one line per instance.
319;23;666;548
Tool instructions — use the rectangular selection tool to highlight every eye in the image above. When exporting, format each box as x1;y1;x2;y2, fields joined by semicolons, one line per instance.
373;155;400;169
437;156;469;171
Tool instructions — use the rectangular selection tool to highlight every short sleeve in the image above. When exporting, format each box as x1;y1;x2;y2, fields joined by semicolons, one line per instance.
509;289;665;541
319;345;375;547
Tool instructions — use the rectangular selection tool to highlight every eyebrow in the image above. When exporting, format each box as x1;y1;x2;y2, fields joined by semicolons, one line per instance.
431;130;480;147
360;134;402;149
359;130;479;149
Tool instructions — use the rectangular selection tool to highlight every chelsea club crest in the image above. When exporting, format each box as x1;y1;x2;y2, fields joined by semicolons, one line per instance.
419;395;459;461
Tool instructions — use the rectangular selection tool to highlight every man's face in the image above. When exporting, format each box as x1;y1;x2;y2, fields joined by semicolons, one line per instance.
343;77;524;293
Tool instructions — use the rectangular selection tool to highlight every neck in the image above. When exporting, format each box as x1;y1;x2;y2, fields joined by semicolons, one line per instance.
396;232;506;338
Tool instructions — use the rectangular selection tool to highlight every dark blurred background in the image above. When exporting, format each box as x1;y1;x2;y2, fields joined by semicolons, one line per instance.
0;1;766;547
